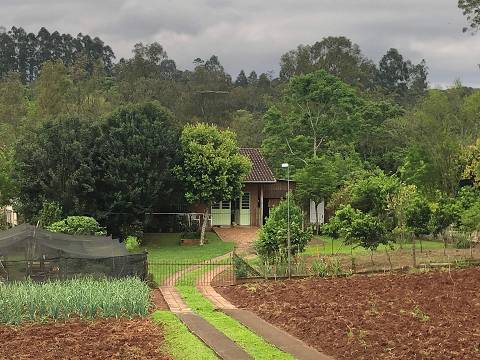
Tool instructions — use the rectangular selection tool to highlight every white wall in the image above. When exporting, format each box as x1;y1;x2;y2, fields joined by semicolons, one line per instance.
309;200;325;225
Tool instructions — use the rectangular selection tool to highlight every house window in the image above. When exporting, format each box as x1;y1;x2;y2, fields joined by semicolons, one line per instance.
241;193;250;209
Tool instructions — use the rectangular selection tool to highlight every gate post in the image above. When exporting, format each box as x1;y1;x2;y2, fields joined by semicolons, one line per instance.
232;248;237;285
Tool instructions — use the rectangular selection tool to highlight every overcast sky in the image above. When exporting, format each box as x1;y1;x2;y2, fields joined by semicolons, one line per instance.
2;0;479;87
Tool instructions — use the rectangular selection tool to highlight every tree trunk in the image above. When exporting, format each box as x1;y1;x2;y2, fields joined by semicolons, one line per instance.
419;237;423;253
385;249;393;271
442;233;447;257
200;207;209;246
315;202;319;235
470;233;473;258
370;250;374;266
412;237;417;268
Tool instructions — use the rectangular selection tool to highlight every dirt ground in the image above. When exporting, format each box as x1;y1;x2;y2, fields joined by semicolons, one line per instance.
0;290;170;360
216;267;480;360
151;288;169;311
0;318;170;360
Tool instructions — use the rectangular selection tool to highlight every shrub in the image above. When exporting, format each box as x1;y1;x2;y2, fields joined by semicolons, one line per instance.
405;196;432;237
233;256;250;278
37;200;63;227
311;257;344;277
346;212;390;251
47;216;107;236
125;236;141;252
455;236;472;249
322;205;362;239
254;195;312;261
460;201;480;234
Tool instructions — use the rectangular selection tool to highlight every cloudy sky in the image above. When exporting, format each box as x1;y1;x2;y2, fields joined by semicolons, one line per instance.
2;0;479;87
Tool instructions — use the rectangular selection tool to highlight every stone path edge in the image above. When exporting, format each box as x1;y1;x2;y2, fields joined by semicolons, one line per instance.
198;257;336;360
159;253;252;360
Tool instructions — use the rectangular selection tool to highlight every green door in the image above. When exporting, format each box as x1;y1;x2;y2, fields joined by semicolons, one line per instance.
239;193;251;226
211;201;231;226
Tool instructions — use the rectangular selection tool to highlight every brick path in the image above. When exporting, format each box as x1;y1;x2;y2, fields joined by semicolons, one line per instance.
158;253;251;360
159;286;190;313
213;227;259;255
197;264;236;310
198;255;335;360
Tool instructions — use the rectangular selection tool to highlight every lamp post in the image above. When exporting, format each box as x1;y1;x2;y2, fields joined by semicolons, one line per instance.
281;163;291;278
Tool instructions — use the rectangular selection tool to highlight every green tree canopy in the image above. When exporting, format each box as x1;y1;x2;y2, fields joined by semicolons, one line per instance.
175;123;251;244
48;216;106;236
262;70;363;172
14;115;98;220
255;195;312;261
15;102;179;235
94;102;180;234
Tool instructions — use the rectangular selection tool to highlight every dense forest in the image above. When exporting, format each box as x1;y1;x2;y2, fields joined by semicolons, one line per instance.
0;15;479;237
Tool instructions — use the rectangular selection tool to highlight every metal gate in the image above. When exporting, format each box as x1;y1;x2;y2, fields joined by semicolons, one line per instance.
148;254;234;286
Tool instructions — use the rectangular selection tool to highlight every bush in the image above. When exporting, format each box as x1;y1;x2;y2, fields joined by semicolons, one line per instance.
125;236;141;252
254;195;312;261
322;205;362;239
233;256;250;278
47;216;107;236
37;200;63;227
405;196;432;237
455;236;472;249
346;212;390;251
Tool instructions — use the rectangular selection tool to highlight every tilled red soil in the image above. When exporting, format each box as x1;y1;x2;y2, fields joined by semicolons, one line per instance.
216;267;480;360
0;318;170;360
151;288;169;311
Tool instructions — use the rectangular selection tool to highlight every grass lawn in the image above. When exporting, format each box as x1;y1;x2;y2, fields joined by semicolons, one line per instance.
142;232;233;262
152;311;218;360
304;236;445;257
176;285;294;360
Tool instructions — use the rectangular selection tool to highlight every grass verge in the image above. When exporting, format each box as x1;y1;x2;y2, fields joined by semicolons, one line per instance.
143;232;233;263
152;311;218;360
177;285;294;360
304;236;446;256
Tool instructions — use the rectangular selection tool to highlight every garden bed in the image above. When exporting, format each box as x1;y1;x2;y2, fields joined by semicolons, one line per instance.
215;267;480;360
0;318;170;360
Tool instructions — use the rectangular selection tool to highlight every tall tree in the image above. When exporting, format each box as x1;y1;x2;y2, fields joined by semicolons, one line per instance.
458;0;480;32
0;146;16;206
94;102;180;234
0;72;27;143
262;70;364;172
235;70;248;86
377;48;428;104
294;156;339;233
175;123;251;244
14;116;99;220
279;37;377;90
35;60;72;120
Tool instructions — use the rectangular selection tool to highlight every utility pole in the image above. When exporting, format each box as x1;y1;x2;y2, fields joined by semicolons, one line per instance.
281;163;291;278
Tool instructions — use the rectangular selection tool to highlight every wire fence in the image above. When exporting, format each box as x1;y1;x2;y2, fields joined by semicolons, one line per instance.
0;254;148;283
148;255;234;286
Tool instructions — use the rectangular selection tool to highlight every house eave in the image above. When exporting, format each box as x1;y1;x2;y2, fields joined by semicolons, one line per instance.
243;180;277;184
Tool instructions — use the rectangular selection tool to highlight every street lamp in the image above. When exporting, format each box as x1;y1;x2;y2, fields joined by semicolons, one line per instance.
281;163;291;278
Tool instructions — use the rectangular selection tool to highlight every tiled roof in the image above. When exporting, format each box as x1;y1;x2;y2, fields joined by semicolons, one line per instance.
239;148;276;183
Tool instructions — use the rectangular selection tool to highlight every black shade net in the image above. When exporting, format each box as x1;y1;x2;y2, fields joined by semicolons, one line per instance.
0;224;147;282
